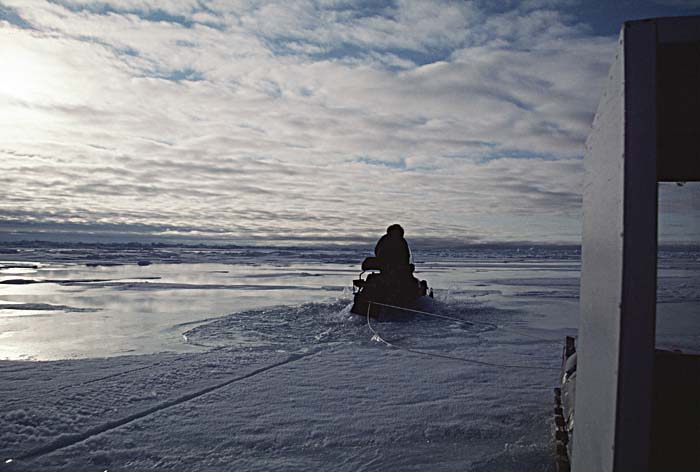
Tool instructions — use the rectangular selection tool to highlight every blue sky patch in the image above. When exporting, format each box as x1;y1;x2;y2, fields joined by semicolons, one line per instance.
0;4;32;29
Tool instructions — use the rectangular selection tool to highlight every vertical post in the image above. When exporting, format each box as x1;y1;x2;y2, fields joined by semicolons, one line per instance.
616;19;658;472
572;20;657;472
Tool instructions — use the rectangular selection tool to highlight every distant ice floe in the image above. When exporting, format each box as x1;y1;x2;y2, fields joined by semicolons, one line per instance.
0;303;100;313
0;279;39;285
657;279;700;303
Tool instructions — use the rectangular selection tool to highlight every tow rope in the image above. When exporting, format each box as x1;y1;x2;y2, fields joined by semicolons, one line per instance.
365;301;560;371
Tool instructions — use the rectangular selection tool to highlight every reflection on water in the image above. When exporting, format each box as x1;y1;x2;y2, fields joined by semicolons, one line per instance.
1;242;697;360
0;262;355;360
0;254;585;361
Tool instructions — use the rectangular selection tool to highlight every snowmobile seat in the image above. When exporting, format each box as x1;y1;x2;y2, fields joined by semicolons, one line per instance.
353;278;366;288
361;257;382;271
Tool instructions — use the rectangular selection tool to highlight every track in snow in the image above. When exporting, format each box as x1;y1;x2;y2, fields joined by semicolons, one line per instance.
8;350;319;467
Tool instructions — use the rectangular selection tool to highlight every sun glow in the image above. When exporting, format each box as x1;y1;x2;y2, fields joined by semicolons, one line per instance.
0;31;80;141
0;43;48;103
0;42;56;142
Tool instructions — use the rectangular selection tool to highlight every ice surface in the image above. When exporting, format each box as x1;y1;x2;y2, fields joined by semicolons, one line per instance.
0;243;697;470
1;302;562;471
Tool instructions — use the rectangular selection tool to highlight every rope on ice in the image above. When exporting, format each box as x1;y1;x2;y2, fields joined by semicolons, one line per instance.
366;301;560;372
369;300;562;343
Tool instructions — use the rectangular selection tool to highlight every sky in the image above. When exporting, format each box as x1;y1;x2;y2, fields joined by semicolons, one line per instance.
1;0;699;246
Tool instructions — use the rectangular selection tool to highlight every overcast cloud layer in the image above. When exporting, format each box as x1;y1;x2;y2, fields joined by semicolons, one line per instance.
0;0;697;245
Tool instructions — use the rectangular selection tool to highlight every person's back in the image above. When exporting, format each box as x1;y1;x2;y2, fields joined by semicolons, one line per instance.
374;224;410;272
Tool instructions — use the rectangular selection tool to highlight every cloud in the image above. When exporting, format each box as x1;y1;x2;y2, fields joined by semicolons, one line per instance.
0;0;621;244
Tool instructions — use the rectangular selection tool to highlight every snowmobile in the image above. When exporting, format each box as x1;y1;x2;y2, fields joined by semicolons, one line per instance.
350;256;433;319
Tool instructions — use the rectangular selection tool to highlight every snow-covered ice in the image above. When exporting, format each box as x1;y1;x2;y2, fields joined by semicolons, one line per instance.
0;243;697;470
